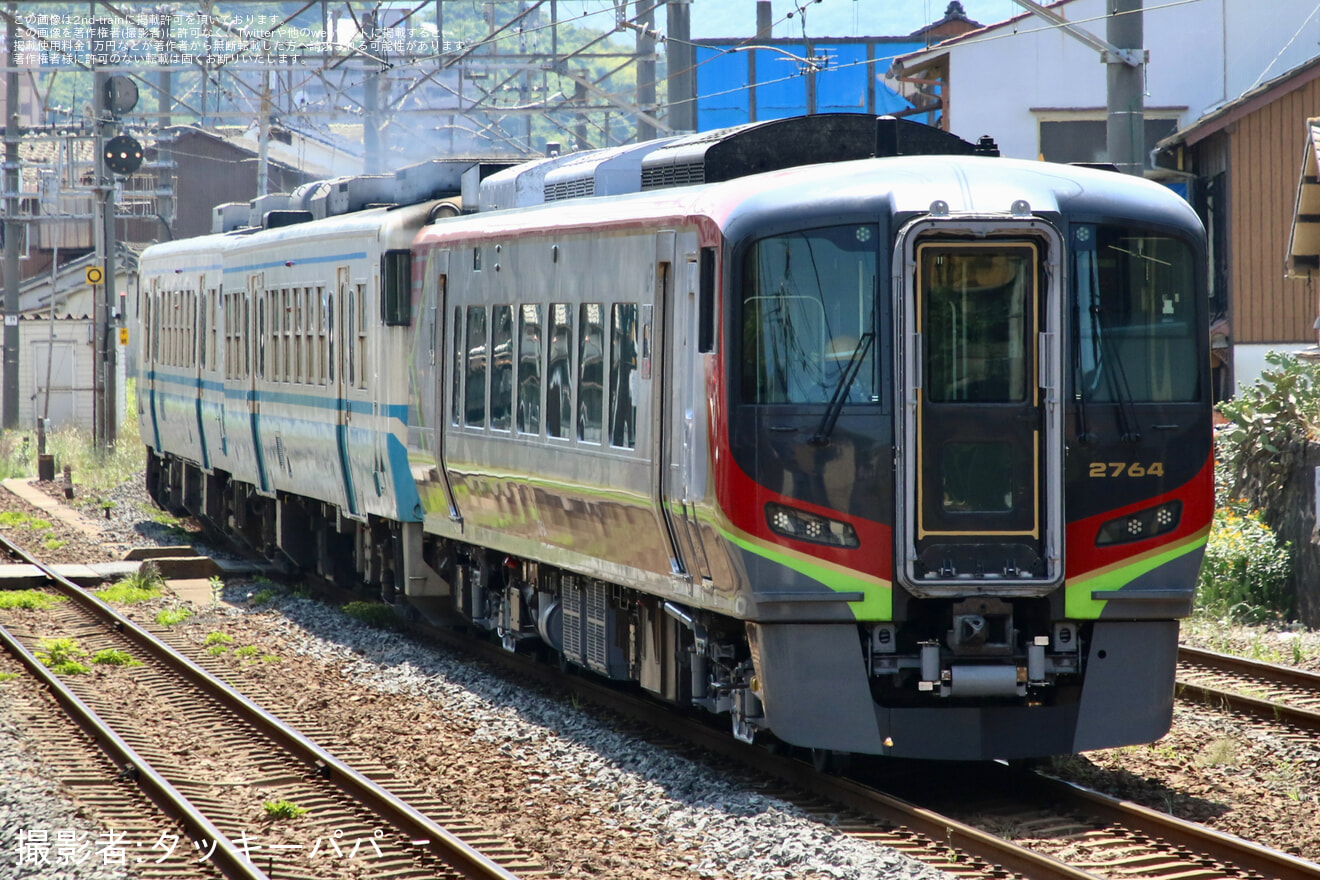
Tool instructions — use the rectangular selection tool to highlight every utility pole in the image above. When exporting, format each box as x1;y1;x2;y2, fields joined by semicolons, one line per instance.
2;2;19;430
257;34;271;196
92;18;114;446
363;10;380;173
635;0;656;142
156;9;174;236
666;0;695;133
1106;0;1145;175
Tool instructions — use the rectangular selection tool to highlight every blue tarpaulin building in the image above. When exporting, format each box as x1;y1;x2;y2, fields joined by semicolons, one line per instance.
694;37;927;131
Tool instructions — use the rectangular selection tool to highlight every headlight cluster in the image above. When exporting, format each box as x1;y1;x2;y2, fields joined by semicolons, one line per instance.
1095;500;1181;546
765;503;860;548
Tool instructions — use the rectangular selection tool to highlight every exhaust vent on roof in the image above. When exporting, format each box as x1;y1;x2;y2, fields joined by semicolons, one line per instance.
542;137;678;203
638;114;992;191
212;202;250;234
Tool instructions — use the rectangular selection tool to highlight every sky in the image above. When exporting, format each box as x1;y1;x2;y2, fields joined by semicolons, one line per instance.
687;0;1028;40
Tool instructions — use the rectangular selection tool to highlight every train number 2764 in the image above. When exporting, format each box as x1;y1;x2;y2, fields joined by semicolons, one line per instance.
1088;462;1165;478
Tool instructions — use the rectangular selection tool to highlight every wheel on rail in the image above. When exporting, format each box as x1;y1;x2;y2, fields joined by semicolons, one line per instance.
811;748;851;775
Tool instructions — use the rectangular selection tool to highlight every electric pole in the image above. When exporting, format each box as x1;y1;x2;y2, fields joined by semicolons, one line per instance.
1107;0;1145;176
2;2;19;430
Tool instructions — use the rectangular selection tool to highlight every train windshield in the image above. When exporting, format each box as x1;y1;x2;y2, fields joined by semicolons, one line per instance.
741;224;879;405
1072;225;1199;402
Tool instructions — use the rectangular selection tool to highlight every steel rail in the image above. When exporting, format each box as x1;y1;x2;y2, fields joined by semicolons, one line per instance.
403;605;1320;880
1011;769;1320;880
1177;646;1320;733
1180;645;1320;690
0;532;519;880
401;612;1099;880
0;612;270;880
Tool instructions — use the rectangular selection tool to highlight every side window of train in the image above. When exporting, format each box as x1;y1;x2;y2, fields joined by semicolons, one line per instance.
548;303;573;440
210;290;219;372
198;291;207;369
517;303;542;435
740;224;879;405
270;294;280;382
318;286;328;385
465;306;487;428
490;305;513;432
153;293;162;368
356;283;368;387
451;306;462;426
347;287;356;387
381;250;412;326
257;294;265;379
283;288;293;383
610;303;638;449
327;290;336;384
699;248;716;353
577;303;604;444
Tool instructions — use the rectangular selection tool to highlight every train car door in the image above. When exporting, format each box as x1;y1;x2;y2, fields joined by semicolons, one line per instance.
334;267;360;518
653;232;711;591
896;227;1063;592
247;273;271;495
194;280;210;470
430;251;462;524
144;278;162;451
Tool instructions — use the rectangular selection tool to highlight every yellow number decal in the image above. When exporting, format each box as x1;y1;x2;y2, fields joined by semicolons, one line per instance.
1088;461;1165;478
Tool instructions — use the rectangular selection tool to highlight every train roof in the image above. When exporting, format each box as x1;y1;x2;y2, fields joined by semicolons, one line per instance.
140;200;438;275
414;154;1204;246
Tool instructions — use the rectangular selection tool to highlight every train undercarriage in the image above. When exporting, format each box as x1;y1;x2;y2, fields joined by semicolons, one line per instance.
148;451;1160;761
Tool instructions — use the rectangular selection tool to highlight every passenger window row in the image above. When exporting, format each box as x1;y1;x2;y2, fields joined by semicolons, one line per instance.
452;301;640;450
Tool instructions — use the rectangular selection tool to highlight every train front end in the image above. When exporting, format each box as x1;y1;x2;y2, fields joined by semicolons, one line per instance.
719;158;1211;760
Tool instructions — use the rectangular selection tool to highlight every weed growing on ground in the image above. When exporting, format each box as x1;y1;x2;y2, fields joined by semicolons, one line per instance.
342;601;399;630
91;648;142;667
204;631;233;646
0;672;18;682
0;383;142;490
261;800;307;820
1196;737;1238;766
234;645;260;659
0;590;66;611
155;606;193;626
41;536;66;551
35;637;90;675
97;566;165;604
249;588;277;606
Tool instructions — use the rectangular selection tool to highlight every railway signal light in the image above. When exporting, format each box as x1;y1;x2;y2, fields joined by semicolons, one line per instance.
104;135;144;176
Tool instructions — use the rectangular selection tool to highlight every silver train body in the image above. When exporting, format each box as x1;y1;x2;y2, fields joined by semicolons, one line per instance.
138;116;1212;760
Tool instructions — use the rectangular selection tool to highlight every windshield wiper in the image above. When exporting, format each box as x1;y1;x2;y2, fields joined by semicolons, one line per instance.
811;332;875;446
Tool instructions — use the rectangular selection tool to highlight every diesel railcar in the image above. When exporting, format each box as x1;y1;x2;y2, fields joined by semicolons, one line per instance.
138;115;1212;761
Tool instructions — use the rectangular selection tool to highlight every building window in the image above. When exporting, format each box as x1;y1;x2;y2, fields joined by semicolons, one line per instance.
1037;115;1179;168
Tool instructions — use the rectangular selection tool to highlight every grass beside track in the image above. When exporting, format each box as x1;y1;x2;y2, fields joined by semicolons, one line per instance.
0;379;142;492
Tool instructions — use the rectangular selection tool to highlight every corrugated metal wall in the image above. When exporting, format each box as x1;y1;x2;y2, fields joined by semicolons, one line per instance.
1226;81;1318;344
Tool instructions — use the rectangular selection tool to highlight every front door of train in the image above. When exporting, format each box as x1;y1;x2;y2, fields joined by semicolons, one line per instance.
896;223;1063;594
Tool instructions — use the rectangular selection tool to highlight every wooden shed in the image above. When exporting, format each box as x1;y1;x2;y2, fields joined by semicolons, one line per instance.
1156;54;1320;393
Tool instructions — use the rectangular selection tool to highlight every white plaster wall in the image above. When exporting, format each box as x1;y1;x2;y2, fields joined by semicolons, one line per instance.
934;0;1320;161
1233;342;1313;391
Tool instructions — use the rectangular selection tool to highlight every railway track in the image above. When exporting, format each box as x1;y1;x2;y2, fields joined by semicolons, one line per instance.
384;596;1320;880
0;531;539;880
1177;645;1320;732
8;505;1320;880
